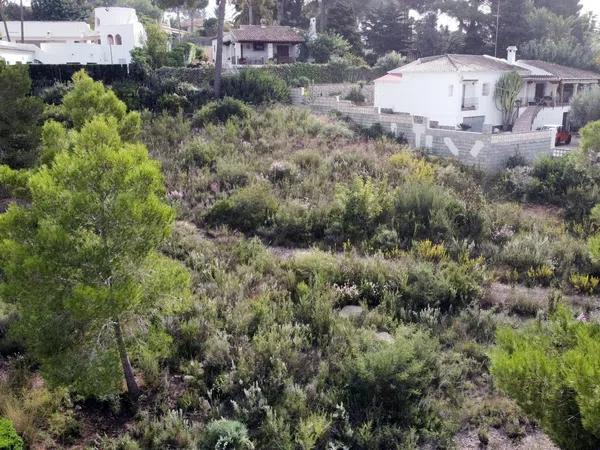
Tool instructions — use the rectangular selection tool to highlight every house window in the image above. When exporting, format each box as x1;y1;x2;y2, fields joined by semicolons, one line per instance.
107;34;114;45
449;85;454;97
482;83;490;96
253;42;265;51
115;34;122;45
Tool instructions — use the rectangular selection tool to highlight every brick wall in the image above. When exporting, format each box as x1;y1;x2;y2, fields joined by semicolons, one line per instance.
291;90;555;172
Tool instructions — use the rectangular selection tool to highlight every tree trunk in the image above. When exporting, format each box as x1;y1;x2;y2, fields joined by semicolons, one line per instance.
113;318;140;399
177;8;182;41
318;0;327;32
247;0;253;25
214;0;226;98
190;8;195;33
0;2;11;42
276;0;284;25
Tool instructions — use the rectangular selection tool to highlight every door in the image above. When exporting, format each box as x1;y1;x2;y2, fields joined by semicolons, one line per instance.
276;45;290;63
535;83;545;101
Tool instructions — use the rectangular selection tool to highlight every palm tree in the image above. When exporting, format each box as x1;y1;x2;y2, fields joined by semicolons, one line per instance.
214;0;226;97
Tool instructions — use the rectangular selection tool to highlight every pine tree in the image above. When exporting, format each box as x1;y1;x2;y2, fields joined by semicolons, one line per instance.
362;0;414;57
490;0;531;57
533;0;582;18
31;0;88;20
0;77;190;398
327;0;363;54
0;61;43;169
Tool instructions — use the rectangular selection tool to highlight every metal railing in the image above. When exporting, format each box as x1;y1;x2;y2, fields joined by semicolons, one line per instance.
518;96;571;108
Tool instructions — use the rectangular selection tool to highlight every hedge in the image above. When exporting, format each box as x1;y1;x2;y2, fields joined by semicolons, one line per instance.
28;64;129;90
258;62;383;84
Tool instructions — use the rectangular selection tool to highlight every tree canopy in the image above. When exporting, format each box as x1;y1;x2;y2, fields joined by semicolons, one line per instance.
0;61;43;169
0;72;190;397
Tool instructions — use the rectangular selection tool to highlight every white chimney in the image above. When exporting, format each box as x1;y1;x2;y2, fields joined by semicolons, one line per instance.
507;46;518;65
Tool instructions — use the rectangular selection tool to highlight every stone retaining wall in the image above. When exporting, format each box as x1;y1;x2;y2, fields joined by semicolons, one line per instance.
292;88;555;172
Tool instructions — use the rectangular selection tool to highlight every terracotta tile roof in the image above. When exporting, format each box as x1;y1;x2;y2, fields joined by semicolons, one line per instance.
518;60;600;81
390;54;528;74
223;25;304;44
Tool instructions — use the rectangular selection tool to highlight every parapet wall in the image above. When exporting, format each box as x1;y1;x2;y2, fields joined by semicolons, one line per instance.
292;88;555;172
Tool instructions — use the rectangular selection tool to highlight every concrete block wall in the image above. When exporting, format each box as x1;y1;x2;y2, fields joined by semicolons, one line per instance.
307;83;374;104
292;90;554;172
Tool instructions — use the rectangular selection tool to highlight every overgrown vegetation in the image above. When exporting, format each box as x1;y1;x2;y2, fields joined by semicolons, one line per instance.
3;65;600;449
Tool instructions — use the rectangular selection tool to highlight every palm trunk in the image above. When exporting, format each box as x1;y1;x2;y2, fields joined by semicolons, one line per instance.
214;0;226;98
113;318;140;398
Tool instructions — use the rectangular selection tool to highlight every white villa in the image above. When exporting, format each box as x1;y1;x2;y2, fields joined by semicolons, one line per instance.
0;7;146;65
374;46;600;132
212;25;304;67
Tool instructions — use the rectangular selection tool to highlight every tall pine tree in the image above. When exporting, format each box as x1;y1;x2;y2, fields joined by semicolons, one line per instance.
327;0;363;54
363;0;414;57
533;0;582;18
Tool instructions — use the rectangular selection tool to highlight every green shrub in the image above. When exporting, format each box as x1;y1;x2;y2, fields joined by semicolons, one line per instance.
206;183;279;233
0;418;23;450
260;62;378;84
222;70;290;105
570;87;600;129
491;305;600;450
335;177;389;243
399;259;484;314
343;87;366;104
200;419;254;450
393;182;473;245
304;33;352;64
374;51;407;73
413;240;447;263
295;414;330;450
343;326;442;440
569;273;600;295
193;97;252;128
133;410;200;450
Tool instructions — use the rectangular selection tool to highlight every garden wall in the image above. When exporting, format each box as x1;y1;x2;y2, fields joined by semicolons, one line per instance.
293;89;555;172
305;83;375;104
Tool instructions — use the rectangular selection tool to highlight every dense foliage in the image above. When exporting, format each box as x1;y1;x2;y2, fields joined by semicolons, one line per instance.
4;70;600;449
492;304;600;449
0;62;43;169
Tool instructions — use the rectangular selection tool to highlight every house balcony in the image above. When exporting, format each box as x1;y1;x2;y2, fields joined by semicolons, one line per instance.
518;96;571;108
461;97;478;111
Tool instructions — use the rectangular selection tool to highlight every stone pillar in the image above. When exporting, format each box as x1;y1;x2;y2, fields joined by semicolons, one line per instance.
267;43;274;61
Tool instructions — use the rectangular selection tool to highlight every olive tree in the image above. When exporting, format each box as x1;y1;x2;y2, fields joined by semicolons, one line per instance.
0;100;189;398
494;71;524;131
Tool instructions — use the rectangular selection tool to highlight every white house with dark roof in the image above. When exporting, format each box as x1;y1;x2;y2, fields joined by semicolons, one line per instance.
374;46;600;132
212;25;304;67
0;7;146;65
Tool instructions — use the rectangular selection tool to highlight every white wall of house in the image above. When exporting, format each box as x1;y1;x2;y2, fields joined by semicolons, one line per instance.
0;42;36;63
459;71;504;129
374;70;506;131
212;40;299;66
375;72;463;127
0;7;145;65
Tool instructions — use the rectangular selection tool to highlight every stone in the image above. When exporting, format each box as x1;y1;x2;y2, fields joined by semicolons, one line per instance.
338;305;363;319
374;331;394;343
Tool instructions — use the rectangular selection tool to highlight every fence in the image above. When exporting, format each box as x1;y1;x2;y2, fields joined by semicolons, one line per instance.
293;88;555;172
